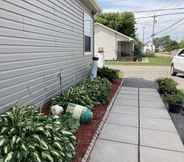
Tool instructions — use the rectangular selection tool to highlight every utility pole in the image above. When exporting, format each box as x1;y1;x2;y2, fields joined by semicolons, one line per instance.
142;26;145;44
151;15;157;52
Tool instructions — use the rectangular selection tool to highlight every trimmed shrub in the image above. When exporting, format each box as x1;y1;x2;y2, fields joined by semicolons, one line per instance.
97;67;119;82
0;104;77;162
156;78;177;96
165;90;184;103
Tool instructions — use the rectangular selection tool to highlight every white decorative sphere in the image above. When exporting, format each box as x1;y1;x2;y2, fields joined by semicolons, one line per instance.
51;105;64;115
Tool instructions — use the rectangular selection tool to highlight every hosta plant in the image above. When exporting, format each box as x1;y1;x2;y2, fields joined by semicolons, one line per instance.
97;67;120;82
80;77;111;104
0;104;76;162
38;112;80;134
52;86;94;110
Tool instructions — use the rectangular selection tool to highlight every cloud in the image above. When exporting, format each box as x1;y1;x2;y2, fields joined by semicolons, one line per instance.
98;0;184;41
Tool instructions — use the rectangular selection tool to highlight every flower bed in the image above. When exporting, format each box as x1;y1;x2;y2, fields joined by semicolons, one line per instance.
0;67;122;162
73;80;121;162
42;80;122;162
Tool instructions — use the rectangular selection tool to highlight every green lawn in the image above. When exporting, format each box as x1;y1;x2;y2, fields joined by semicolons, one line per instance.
106;56;172;66
118;71;124;79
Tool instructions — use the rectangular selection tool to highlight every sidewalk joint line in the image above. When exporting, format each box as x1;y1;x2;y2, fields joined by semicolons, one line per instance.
106;122;177;134
140;127;177;133
110;112;138;116
107;122;138;128
98;138;138;146
140;144;184;154
138;88;141;162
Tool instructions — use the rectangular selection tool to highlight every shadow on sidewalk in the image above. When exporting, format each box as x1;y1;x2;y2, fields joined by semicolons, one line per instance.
123;78;158;89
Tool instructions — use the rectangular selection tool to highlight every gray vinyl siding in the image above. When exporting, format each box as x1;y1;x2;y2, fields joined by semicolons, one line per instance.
0;0;93;113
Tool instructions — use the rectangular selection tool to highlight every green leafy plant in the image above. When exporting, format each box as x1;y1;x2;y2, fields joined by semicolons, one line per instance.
165;90;184;105
52;86;94;110
37;112;80;134
97;67;120;82
163;90;184;113
56;112;80;133
156;78;177;96
0;104;77;162
80;77;111;104
52;77;112;108
174;90;184;104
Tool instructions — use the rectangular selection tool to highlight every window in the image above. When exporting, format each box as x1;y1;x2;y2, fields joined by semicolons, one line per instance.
84;12;93;54
85;35;91;52
179;50;184;57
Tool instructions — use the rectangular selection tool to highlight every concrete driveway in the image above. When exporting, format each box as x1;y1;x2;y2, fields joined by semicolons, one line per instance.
109;65;184;89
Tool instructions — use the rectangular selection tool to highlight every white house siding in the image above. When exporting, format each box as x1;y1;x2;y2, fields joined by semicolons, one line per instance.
95;24;117;60
0;0;94;113
95;24;134;60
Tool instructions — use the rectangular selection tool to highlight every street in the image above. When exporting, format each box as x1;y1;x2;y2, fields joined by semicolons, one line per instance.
109;65;184;89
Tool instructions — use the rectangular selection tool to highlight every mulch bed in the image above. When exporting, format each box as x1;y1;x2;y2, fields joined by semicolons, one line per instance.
41;80;122;162
73;79;122;162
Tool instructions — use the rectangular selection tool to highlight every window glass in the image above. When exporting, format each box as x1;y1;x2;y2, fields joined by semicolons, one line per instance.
84;12;93;54
180;53;184;57
179;50;184;57
85;35;91;52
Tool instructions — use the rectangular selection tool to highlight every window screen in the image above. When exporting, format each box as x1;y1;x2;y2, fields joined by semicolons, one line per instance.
84;12;92;53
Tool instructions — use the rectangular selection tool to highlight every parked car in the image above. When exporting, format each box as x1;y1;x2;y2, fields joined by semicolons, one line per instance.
171;49;184;76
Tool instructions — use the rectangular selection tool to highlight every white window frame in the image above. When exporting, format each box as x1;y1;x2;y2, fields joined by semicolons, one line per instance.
84;11;93;55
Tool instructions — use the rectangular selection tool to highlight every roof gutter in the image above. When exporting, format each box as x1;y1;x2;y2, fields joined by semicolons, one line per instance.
81;0;102;15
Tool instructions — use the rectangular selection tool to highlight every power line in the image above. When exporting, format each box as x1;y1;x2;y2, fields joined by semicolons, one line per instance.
156;22;184;37
137;18;180;25
145;25;183;44
133;7;184;13
154;17;184;36
136;12;184;19
143;17;184;42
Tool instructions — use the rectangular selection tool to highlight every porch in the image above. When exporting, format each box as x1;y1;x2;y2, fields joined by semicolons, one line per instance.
117;40;135;59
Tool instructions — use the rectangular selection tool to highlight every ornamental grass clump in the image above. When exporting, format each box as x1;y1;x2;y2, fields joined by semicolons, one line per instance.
0;104;77;162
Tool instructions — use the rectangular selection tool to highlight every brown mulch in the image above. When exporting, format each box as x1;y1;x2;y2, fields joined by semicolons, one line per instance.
73;80;122;162
41;80;122;162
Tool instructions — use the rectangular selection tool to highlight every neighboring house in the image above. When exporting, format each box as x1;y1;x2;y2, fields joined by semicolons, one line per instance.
144;42;156;54
0;0;101;112
95;23;134;60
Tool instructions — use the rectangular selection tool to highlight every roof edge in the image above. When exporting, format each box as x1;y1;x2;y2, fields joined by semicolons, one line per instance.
95;23;134;41
81;0;102;15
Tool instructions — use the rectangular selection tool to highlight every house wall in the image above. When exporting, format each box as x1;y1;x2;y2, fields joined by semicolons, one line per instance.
95;24;116;60
0;0;94;113
95;24;134;60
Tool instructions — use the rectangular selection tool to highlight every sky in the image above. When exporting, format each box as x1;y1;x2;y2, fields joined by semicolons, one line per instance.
97;0;184;43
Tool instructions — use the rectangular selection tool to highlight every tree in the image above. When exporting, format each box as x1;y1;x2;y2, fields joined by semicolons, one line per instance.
165;40;178;51
96;12;136;38
154;36;179;52
134;38;144;57
178;39;184;48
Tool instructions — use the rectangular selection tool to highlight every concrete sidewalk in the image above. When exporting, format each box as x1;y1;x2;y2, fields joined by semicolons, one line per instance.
89;87;184;162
